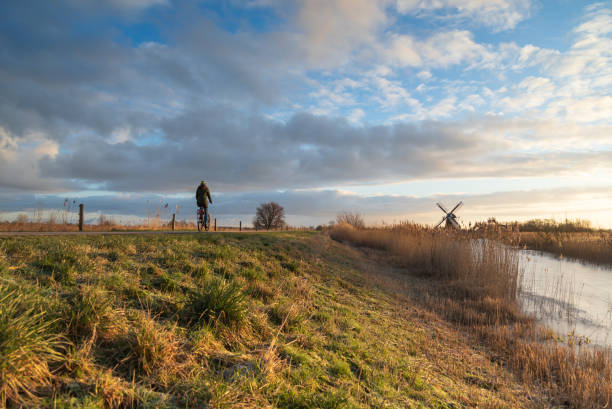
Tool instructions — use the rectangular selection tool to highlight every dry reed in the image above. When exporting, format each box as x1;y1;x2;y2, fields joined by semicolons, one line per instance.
0;215;311;233
518;231;612;266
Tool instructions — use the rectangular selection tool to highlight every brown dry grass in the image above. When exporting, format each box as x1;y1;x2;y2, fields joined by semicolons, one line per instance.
330;222;612;409
0;217;196;232
518;231;612;266
0;216;311;233
330;222;520;300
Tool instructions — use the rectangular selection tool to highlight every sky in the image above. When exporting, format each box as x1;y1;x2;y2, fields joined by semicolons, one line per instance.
0;0;611;227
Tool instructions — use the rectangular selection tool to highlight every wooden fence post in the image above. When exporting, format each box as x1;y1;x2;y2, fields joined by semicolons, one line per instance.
214;218;217;232
239;221;242;231
79;204;84;232
171;213;176;231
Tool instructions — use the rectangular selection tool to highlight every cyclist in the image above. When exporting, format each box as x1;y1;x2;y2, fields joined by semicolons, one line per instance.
196;181;213;229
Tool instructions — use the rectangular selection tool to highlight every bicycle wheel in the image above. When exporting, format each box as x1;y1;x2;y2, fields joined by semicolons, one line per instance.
205;214;210;231
197;215;203;232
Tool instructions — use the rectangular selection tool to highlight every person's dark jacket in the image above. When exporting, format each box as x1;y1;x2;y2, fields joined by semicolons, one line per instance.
196;183;212;208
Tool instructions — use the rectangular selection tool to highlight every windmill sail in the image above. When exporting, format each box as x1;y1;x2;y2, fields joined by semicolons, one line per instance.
435;201;463;229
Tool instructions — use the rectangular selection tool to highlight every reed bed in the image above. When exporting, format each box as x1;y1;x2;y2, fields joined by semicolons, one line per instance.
330;222;520;301
330;222;612;409
518;231;612;266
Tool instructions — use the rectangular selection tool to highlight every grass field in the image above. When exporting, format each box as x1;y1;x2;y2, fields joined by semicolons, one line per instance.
0;231;547;408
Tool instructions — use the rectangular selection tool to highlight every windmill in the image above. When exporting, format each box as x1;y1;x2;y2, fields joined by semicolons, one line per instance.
435;201;463;229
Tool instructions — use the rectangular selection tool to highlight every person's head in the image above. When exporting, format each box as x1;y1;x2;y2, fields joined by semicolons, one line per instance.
200;180;206;186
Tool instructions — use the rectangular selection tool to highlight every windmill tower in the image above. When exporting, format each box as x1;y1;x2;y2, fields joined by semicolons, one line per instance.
435;201;463;229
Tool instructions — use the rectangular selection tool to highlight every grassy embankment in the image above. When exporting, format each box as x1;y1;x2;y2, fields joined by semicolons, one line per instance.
0;231;541;408
330;223;612;409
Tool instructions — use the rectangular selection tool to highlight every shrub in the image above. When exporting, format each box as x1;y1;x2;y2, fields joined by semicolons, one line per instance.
0;286;64;406
335;212;365;229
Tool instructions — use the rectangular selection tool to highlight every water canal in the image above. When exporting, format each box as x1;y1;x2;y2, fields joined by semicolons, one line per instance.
519;250;612;347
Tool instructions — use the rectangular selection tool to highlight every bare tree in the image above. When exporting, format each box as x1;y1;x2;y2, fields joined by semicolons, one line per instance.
336;212;365;229
253;202;285;230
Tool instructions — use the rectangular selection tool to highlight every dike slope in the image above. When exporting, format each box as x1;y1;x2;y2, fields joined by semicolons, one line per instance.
0;232;545;408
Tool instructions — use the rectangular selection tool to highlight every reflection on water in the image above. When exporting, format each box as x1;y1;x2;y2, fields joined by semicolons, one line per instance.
519;250;612;347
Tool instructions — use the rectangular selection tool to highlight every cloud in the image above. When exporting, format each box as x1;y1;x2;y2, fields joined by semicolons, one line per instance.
348;108;365;123
550;96;612;123
37;110;481;192
0;1;310;144
549;3;612;111
25;111;610;194
385;30;495;68
395;0;533;31
371;77;421;108
419;30;496;67
104;0;169;10
499;76;555;112
417;70;432;80
295;0;388;65
386;35;422;67
487;5;612;123
0;127;67;192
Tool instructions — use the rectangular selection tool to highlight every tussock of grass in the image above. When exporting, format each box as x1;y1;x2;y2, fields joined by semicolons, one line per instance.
184;277;248;329
62;286;113;341
118;312;180;377
0;286;64;407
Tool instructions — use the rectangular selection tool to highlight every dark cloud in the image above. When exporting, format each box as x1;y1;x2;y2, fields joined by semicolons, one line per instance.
35;109;611;193
37;110;481;192
0;0;304;143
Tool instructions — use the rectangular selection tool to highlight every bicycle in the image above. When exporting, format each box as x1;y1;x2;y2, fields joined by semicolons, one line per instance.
197;207;210;232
